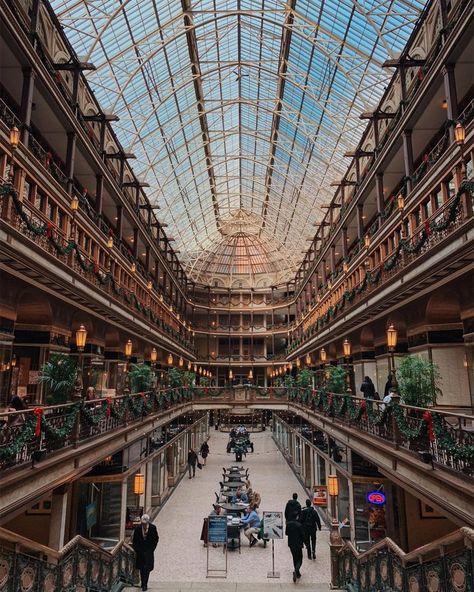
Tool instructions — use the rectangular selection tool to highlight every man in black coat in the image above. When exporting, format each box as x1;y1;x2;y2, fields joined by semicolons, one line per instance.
187;448;198;478
284;493;302;522
286;518;305;582
132;514;159;591
300;498;322;559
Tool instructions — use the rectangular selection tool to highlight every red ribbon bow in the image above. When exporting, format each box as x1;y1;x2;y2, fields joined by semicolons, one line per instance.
106;397;113;418
423;411;435;443
424;219;431;236
33;407;43;437
46;221;54;238
359;399;367;417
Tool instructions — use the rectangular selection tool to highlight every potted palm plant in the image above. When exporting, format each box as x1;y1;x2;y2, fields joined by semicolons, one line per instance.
38;353;77;404
396;356;442;407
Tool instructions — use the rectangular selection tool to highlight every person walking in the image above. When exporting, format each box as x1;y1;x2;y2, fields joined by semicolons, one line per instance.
286;518;305;582
132;514;159;591
285;492;302;522
200;440;209;466
300;498;322;559
187;448;198;478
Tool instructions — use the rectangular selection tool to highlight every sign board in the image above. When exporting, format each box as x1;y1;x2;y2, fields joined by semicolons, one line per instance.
313;485;328;507
208;515;227;543
367;491;386;505
263;512;283;539
85;502;97;530
126;507;143;529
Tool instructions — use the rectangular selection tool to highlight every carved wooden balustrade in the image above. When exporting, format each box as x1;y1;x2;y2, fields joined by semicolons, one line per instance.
0;526;137;592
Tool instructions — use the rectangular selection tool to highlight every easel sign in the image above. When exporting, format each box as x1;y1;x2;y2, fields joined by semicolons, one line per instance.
263;511;283;578
206;515;228;578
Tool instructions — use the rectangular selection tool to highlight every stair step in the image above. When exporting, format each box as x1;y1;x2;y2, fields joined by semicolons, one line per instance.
123;583;335;591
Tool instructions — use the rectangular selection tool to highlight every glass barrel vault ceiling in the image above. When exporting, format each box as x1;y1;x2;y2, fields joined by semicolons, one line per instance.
51;0;425;287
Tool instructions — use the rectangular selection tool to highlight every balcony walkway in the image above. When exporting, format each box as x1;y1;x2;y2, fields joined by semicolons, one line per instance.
136;430;330;587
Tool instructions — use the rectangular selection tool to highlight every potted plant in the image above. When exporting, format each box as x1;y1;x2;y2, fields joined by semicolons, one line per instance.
38;353;77;404
325;365;347;394
296;368;314;402
396;356;442;407
128;363;153;393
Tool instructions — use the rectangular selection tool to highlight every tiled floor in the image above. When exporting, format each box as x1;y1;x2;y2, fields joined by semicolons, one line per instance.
127;429;331;589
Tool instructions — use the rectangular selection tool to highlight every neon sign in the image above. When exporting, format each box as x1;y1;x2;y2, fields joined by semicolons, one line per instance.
367;491;386;505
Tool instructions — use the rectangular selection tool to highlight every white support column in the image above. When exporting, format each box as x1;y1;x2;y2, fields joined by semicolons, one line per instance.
48;486;69;550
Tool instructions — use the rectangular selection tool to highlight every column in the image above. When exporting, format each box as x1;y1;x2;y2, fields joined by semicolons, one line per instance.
132;227;139;258
375;172;385;227
442;65;458;143
330;245;336;274
119;479;128;540
48;485;69;550
357;204;364;240
342;227;348;258
116;205;123;237
402;130;414;194
19;68;35;148
65;132;76;196
95;174;103;215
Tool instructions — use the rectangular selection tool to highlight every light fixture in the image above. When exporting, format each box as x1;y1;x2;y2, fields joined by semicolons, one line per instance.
75;324;87;352
397;194;405;211
454;122;465;145
107;236;114;249
10;126;20;149
248;369;253;380
343;262;348;273
179;356;184;368
134;473;145;496
387;323;398;351
70;195;79;211
125;339;133;358
296;358;301;368
320;348;327;363
167;353;173;365
11;354;16;368
364;235;371;249
328;475;339;497
131;262;136;273
194;364;197;373
150;348;157;363
343;339;351;358
305;353;311;365
327;280;332;290
441;99;448;109
229;369;233;380
147;280;153;290
188;361;191;370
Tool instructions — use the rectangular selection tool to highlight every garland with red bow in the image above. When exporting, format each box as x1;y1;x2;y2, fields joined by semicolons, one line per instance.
33;407;43;437
422;411;435;443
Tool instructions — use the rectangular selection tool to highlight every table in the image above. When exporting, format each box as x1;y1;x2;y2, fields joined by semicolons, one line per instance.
219;502;249;514
223;481;244;488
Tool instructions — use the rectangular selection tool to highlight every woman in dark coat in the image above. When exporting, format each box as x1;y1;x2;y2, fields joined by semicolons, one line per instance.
200;440;210;466
360;376;376;399
132;514;159;591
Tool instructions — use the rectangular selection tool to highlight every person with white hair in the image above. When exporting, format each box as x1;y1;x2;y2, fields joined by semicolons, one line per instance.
132;514;159;591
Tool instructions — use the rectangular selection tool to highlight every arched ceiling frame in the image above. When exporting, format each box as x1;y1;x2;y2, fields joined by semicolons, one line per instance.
52;0;425;287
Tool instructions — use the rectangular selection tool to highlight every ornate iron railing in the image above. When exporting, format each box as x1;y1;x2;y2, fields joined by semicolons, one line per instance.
0;526;137;592
335;527;474;592
0;388;193;471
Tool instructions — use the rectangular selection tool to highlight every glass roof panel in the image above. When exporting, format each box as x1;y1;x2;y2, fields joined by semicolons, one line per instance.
52;0;425;286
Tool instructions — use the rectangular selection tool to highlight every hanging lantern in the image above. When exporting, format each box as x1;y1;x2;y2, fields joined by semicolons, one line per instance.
343;339;351;358
107;236;114;249
296;358;301;368
75;324;87;352
9;126;20;149
147;280;153;290
248;369;253;380
454;122;465;145
125;339;133;358
11;355;16;368
229;369;233;380
131;262;136;273
343;261;348;273
188;361;192;371
179;356;183;368
193;364;197;373
167;353;173;365
328;475;339;497
134;473;145;496
305;353;311;365
397;194;405;211
320;348;327;363
364;235;371;249
150;348;157;363
387;323;398;350
70;195;79;211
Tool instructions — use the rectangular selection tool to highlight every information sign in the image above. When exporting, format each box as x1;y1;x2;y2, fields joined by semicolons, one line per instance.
208;515;227;544
313;485;328;507
263;511;283;539
367;491;386;505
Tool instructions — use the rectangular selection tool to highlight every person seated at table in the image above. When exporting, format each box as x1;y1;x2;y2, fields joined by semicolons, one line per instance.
231;487;248;504
251;490;262;509
226;437;235;453
230;427;237;438
240;505;261;547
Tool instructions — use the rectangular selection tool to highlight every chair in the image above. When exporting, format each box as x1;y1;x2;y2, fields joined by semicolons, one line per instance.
215;492;220;503
226;524;241;553
219;481;225;490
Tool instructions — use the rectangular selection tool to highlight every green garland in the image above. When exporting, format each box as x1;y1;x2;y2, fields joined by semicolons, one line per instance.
42;404;81;439
433;414;474;462
0;416;36;460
